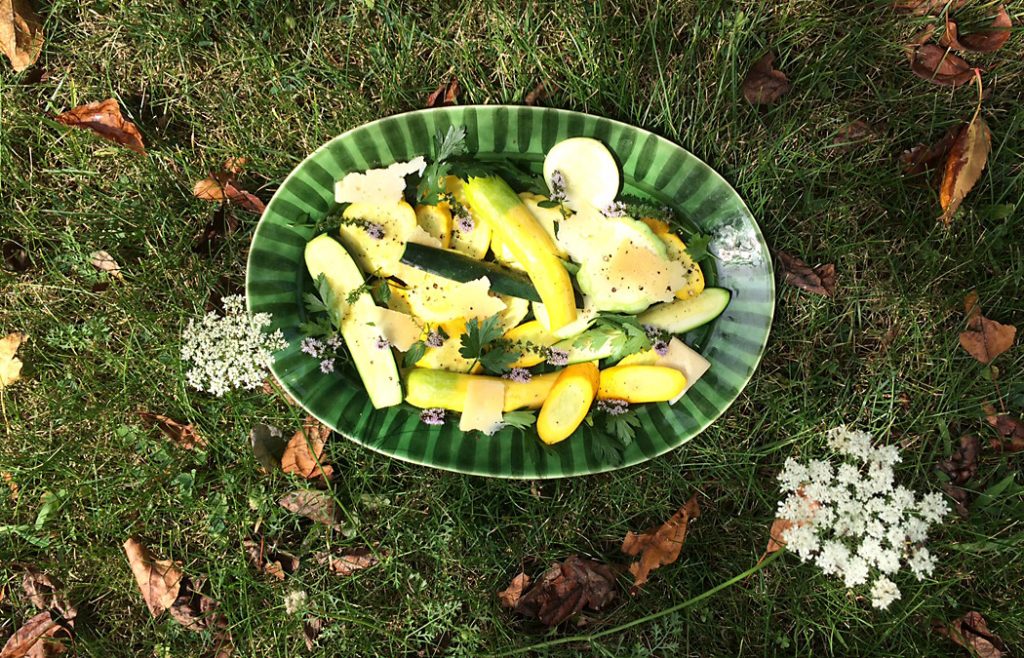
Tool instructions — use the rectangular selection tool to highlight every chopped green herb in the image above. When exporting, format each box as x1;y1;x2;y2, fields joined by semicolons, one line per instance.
500;410;536;431
345;280;373;305
683;233;713;262
373;278;392;305
403;340;427;367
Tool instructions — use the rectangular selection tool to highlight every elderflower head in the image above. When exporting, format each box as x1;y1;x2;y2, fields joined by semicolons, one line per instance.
181;295;287;396
776;425;948;610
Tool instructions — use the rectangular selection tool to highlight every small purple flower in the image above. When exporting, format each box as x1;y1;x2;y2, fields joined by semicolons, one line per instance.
456;212;474;234
426;330;446;348
546;347;569;367
503;367;532;383
302;337;324;357
326;335;343;349
364;222;385;240
601;201;628;218
549;169;567;201
597;398;630;416
374;335;391;350
319;358;335;373
653;339;669;356
420;408;446;426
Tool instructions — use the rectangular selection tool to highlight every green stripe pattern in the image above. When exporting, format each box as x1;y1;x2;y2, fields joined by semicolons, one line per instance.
246;106;774;479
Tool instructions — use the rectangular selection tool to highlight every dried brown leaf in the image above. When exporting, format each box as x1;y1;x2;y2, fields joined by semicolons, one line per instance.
167;575;226;634
742;53;791;105
279;490;343;527
315;548;379;576
940;115;991;225
242;540;300;580
138;411;206;450
88;250;123;280
497;572;531;609
280;417;334;480
0;611;61;658
250;423;287;472
775;251;836;297
958;293;1015;364
901;125;959;176
937;434;979;518
524;81;548;106
20;569;74;620
942;6;1012;53
192;205;240;254
3;239;31;272
303;617;323;651
983;403;1024;453
894;0;967;15
193;177;265;215
426;77;459;108
906;42;975;87
0;0;43;72
1;331;25;387
935;611;1007;658
622;495;700;591
55;99;146;154
832;120;876;148
123;537;184;617
511;556;617;627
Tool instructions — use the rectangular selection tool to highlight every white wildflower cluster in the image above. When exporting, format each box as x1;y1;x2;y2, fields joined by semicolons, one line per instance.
181;295;288;396
777;425;948;610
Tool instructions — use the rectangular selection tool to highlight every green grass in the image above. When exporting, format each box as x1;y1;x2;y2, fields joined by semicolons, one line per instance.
2;0;1023;656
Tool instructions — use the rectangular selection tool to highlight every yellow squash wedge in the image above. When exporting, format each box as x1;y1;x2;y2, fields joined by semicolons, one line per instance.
414;204;453;248
462;176;577;331
537;362;600;445
405;368;559;412
597;365;686;403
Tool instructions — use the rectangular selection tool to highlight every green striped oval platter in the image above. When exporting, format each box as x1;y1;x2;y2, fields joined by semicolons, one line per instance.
246;106;774;479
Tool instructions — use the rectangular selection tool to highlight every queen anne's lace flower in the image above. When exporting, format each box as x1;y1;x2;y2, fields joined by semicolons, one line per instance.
776;425;947;610
181;295;287;396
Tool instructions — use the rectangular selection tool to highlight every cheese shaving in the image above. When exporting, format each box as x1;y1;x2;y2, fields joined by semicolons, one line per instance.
458;378;506;434
369;307;424;352
335;157;427;205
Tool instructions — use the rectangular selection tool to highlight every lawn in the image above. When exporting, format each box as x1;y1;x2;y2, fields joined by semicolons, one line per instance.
2;0;1023;656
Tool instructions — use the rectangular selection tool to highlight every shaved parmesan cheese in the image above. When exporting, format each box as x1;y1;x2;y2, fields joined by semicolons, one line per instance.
607;243;687;305
459;378;506;434
657;338;710;404
335;157;427;205
407;224;443;248
370;307;423;352
402;269;507;324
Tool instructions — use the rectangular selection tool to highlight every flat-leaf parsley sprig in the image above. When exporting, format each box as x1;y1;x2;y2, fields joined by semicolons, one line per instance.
458;313;522;374
181;295;288;396
774;425;948;610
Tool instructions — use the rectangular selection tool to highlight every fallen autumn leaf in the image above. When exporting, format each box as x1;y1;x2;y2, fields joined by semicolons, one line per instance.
982;404;1024;453
935;611;1007;658
55;99;146;154
505;556;618;627
937;434;979;518
279;490;344;528
939;114;991;225
907;44;975;87
893;0;967;15
280;416;334;480
123;537;184;617
524;81;548;106
497;572;531;609
775;250;836;297
0;611;65;658
941;5;1012;53
89;250;123;280
900;126;959;177
138;411;206;450
426;77;459;108
622;494;700;591
958;292;1016;365
243;539;299;581
315;548;379;576
0;0;43;72
250;423;287;472
193;162;265;215
742;53;791;105
1;331;25;387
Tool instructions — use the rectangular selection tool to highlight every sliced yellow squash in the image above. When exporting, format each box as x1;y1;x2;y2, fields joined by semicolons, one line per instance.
597;365;686;403
414;204;453;248
338;201;416;276
537;362;600;445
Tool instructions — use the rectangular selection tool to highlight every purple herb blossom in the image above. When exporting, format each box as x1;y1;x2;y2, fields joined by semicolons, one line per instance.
365;222;385;240
601;201;628;218
546;347;569;367
503;367;533;383
302;337;324;358
549;169;567;202
642;324;660;341
326;335;343;349
374;335;391;350
456;213;475;233
420;408;446;426
597;398;630;416
426;330;446;348
319;358;335;373
653;339;669;356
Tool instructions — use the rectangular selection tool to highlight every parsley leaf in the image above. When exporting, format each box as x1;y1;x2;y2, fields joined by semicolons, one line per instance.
500;410;536;431
303;292;329;315
403;340;427;368
308;273;343;327
684;233;713;262
458;314;506;361
436;125;468;161
299;317;335;338
607;412;641;447
589;430;626;466
479;344;521;374
417;126;467;205
593;312;651;361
